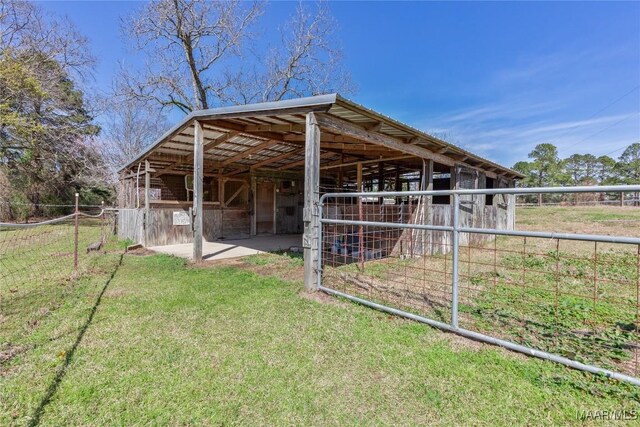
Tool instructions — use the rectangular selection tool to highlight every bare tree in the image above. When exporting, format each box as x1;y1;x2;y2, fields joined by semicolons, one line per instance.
120;0;263;113
119;0;352;113
97;98;169;172
238;1;352;104
0;0;94;78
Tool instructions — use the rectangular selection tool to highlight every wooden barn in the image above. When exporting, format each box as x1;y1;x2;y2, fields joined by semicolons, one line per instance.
117;94;523;288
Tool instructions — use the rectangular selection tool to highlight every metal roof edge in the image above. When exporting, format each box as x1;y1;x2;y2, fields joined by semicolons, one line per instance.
333;95;524;179
117;93;523;179
117;94;338;172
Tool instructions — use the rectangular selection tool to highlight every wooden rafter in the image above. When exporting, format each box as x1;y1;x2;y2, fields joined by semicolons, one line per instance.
320;155;414;170
220;139;281;166
314;113;499;179
250;148;302;169
279;152;334;170
244;123;305;132
155;131;239;177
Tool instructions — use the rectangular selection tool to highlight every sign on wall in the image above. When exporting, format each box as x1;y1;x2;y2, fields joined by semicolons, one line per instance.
173;211;191;226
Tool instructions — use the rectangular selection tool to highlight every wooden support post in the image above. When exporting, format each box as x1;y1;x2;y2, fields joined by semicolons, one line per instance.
424;159;434;253
303;112;321;291
425;160;434;195
273;181;277;235
450;165;457;205
193;121;204;262
144;160;150;246
378;161;384;204
218;176;225;207
250;175;257;236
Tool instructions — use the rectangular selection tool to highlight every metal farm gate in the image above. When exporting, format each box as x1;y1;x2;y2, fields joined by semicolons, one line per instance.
316;185;640;386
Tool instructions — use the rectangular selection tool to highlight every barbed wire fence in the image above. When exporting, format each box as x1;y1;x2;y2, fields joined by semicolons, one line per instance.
0;195;122;364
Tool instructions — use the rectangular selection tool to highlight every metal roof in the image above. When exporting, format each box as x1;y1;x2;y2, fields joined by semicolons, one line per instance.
119;93;523;179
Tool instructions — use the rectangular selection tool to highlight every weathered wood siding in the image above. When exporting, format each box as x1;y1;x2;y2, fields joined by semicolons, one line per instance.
117;209;144;244
117;205;250;247
145;205;250;246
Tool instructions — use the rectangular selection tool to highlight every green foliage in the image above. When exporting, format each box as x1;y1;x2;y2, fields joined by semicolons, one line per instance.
513;142;639;204
0;3;112;219
618;143;640;184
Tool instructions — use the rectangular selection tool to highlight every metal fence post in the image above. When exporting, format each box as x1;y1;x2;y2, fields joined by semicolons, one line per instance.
316;198;324;291
73;192;79;275
451;192;460;329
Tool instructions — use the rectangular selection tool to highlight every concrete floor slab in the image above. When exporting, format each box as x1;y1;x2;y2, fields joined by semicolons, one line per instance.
149;234;302;261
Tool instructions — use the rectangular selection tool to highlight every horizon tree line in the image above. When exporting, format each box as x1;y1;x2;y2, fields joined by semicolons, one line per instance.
512;142;640;206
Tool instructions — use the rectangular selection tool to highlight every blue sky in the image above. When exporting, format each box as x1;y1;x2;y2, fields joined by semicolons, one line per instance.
39;1;640;167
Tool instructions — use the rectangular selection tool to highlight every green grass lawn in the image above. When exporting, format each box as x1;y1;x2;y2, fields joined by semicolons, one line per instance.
2;248;639;426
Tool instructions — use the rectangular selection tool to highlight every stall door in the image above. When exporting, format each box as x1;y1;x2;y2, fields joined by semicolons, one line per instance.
256;181;275;234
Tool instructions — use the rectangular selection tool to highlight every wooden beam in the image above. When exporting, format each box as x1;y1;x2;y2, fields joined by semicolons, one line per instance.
250;175;257;236
203;131;240;152
303;112;321;291
221;139;280;166
244;123;305;132
144;160;150;246
320;155;413;171
315;113;446;161
279;152;334;170
122;167;156;180
155;131;239;177
378;161;384;203
314;113;498;179
193;121;204;262
272;182;277;235
356;162;363;192
365;121;383;132
153;160;220;177
250;148;302;170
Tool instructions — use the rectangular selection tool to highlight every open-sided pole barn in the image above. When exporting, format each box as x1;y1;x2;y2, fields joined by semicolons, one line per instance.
117;94;523;290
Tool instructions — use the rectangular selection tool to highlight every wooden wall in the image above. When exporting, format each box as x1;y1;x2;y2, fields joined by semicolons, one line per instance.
117;209;145;244
145;203;250;246
117;204;250;247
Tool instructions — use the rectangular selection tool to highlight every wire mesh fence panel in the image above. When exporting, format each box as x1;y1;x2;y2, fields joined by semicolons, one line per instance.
317;186;640;385
456;235;640;378
320;194;455;324
0;207;118;351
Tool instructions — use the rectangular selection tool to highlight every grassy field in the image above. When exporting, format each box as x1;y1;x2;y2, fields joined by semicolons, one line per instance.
1;207;640;425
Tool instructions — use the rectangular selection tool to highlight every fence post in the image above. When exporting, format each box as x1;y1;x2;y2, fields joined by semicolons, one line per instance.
303;112;320;291
316;198;324;291
73;192;79;275
451;192;460;329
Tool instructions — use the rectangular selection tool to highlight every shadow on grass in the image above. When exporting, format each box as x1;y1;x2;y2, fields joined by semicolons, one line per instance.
28;253;124;427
